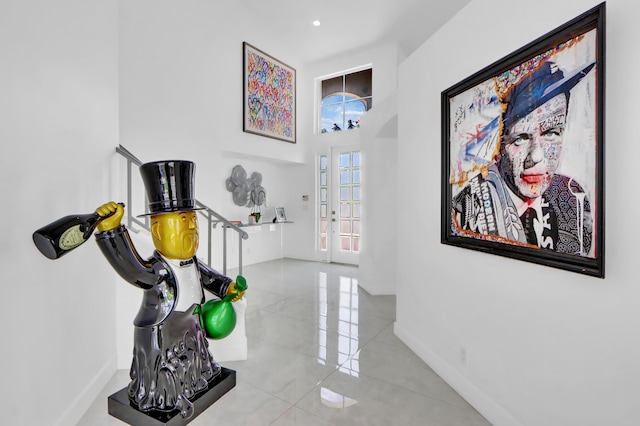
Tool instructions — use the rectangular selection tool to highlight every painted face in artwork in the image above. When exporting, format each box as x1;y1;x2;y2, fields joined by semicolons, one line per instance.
499;93;567;200
151;211;199;259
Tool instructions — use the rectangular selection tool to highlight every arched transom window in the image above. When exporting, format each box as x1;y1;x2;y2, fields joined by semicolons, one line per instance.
319;68;372;133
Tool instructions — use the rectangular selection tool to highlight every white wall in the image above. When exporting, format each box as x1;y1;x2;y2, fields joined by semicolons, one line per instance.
118;1;306;164
117;0;305;217
358;93;399;295
0;1;119;425
396;1;640;425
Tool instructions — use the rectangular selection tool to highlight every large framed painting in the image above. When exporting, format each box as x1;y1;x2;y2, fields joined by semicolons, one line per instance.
441;3;605;277
243;42;296;143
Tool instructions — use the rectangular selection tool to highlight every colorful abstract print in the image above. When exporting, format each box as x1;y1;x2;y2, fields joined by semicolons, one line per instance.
246;51;294;140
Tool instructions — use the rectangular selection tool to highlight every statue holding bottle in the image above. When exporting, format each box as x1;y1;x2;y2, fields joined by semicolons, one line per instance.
34;160;246;421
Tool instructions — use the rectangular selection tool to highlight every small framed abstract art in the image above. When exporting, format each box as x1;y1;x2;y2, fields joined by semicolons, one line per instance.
243;42;296;143
441;3;605;277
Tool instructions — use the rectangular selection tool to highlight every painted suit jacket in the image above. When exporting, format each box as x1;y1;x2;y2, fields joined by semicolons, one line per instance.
95;225;232;327
452;165;593;256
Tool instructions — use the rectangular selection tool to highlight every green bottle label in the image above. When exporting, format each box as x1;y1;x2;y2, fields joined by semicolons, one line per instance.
59;224;85;250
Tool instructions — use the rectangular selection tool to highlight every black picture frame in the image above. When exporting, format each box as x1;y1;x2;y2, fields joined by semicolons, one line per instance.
441;3;605;277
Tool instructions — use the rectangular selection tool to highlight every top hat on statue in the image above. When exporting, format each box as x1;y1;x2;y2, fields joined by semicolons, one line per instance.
138;160;203;216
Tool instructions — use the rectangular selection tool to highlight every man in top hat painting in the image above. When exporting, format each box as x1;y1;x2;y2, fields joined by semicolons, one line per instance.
93;160;245;420
451;37;597;257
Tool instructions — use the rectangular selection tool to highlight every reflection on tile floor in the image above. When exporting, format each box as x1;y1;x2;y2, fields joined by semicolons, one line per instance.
78;259;490;425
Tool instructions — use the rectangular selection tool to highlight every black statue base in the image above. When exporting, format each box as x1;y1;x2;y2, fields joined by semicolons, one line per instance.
108;367;236;426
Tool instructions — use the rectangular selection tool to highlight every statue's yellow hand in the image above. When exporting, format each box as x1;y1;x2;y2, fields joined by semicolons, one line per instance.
95;202;124;232
226;282;246;302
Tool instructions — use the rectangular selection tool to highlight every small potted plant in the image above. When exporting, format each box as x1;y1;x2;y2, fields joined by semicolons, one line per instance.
249;209;261;224
248;189;265;224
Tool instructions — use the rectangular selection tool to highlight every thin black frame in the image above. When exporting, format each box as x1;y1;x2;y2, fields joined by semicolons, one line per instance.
441;3;605;278
243;42;296;143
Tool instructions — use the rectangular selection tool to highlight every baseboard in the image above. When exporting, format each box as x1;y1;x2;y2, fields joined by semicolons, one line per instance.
393;322;522;426
53;356;117;426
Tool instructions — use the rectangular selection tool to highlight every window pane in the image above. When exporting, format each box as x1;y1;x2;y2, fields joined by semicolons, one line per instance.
365;97;373;110
353;204;360;218
320;171;327;186
340;153;350;168
321;76;344;100
321;219;327;233
340;187;350;201
352;152;360;167
353;237;360;253
344;99;366;129
321;204;327;218
340;203;350;218
321;236;327;250
345;69;372;98
340;220;351;234
321;188;327;202
352;186;360;201
321;94;344;106
346;118;360;129
352;169;360;184
320;155;327;170
340;170;350;185
321;104;344;133
353;220;360;235
341;236;351;251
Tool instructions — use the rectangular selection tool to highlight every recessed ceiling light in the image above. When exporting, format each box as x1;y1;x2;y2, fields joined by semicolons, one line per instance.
313;20;321;27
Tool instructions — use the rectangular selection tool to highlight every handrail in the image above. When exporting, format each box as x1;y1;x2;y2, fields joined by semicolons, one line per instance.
115;144;249;275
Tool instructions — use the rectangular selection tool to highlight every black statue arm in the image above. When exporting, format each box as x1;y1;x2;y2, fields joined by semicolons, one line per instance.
197;258;233;298
95;225;161;289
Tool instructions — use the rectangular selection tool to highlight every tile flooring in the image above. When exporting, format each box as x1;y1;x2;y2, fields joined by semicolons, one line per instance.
78;259;490;425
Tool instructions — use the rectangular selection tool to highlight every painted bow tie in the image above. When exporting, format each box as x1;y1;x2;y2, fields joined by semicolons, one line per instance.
179;258;195;267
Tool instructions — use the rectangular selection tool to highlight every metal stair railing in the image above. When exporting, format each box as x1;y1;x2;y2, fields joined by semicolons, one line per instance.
115;144;249;275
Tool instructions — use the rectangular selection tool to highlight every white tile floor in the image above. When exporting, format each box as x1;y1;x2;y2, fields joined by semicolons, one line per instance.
78;259;490;425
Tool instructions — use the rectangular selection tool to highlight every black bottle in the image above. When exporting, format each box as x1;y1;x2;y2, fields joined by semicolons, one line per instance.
33;204;122;259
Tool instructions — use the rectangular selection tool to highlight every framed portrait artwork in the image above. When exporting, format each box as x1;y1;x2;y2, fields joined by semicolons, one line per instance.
441;3;605;277
243;42;296;143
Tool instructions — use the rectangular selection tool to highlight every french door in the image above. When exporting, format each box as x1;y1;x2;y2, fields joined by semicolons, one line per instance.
329;146;361;265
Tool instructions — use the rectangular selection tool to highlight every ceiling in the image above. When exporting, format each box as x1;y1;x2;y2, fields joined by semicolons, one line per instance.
237;0;471;65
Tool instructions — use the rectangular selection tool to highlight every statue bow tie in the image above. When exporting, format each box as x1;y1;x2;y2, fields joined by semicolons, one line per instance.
179;258;195;267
